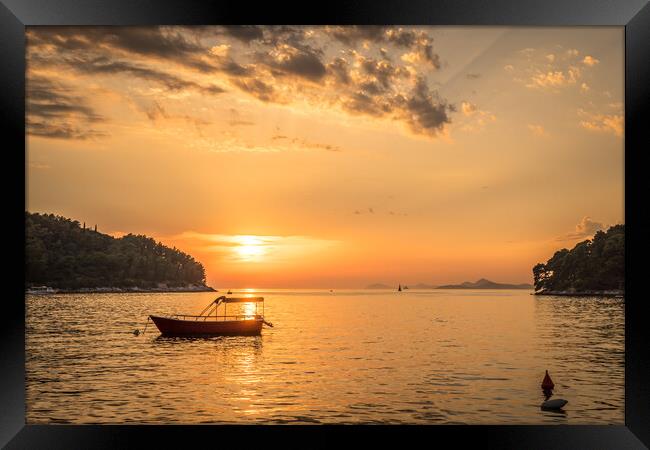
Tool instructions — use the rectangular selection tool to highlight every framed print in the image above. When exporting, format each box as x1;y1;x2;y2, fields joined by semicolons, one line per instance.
2;0;649;448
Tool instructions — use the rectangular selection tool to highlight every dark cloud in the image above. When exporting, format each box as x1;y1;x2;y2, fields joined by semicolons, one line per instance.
341;76;452;136
260;46;326;82
327;57;351;85
27;122;106;140
218;60;252;76
466;72;481;79
325;26;388;46
27;26;453;140
359;56;408;89
27;76;105;140
55;55;225;95
326;26;442;69
27;27;203;60
400;78;453;135
219;25;264;43
27;27;225;94
232;78;277;102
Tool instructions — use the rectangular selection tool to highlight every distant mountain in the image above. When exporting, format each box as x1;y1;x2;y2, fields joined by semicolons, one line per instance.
366;283;392;289
411;283;437;289
437;278;533;289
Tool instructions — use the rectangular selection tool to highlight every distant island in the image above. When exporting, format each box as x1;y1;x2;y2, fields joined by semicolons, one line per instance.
26;212;214;293
365;280;532;290
533;224;624;296
437;279;533;289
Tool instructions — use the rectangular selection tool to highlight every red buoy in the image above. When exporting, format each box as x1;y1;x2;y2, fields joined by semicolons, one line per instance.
541;370;555;390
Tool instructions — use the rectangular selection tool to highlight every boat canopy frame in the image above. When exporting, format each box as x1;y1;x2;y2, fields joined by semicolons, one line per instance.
169;295;265;322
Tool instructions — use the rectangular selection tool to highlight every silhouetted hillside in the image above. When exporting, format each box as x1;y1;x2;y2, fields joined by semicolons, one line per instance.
26;212;211;291
533;224;624;294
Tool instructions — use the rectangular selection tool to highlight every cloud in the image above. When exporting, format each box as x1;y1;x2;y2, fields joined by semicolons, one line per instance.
325;26;442;69
465;72;481;79
458;101;496;132
263;44;327;81
28;161;51;170
461;101;477;116
269;134;341;152
27;26;455;141
143;101;169;121
228;108;255;126
26;75;106;139
580;82;590;93
578;108;623;137
507;47;598;93
218;26;265;43
169;231;339;263
191;132;341;154
526;68;581;89
557;216;605;241
231;77;279;103
27;26;211;71
527;124;549;137
67;55;225;95
325;25;388;47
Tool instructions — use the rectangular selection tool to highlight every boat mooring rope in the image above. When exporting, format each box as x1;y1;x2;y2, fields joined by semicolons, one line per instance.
133;317;151;336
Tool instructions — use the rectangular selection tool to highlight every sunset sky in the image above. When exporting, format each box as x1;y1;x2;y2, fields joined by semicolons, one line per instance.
25;26;624;288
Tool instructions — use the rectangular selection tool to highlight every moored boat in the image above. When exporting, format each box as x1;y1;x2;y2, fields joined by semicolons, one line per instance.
26;286;57;294
149;295;272;337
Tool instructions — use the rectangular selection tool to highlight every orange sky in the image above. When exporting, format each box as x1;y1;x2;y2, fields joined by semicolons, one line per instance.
25;26;624;288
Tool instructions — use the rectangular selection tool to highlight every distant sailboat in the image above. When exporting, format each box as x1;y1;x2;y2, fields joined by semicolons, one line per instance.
398;284;402;292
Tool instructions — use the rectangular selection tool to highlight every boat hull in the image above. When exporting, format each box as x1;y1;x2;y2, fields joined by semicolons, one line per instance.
150;315;263;336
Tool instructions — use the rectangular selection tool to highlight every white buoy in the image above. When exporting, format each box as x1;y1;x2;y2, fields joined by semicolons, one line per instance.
541;398;568;410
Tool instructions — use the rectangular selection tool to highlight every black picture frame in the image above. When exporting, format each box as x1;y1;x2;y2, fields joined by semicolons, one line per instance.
2;1;649;448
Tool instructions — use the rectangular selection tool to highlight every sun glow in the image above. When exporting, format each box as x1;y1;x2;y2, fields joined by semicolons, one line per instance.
233;236;267;262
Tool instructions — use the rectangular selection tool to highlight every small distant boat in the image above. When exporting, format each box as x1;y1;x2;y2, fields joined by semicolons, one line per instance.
26;286;57;294
149;296;272;337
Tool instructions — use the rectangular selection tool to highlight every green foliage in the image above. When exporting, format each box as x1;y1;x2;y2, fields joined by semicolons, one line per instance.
25;212;207;289
533;224;624;292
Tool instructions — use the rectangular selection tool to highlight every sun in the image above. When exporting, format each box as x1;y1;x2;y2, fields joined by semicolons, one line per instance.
234;235;266;261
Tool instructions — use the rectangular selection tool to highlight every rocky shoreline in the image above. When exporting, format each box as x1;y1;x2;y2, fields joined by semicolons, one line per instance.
534;289;623;297
26;284;216;294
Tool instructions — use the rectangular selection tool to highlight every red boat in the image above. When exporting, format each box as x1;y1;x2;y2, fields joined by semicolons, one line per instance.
149;295;272;337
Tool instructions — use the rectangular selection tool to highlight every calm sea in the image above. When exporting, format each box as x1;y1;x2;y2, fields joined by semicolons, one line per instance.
25;289;624;424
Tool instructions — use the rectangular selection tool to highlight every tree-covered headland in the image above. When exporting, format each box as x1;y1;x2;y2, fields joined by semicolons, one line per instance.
533;224;624;294
26;212;211;291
